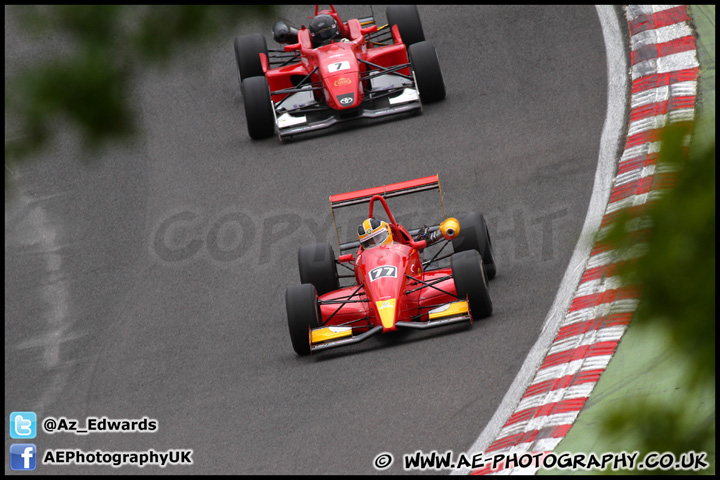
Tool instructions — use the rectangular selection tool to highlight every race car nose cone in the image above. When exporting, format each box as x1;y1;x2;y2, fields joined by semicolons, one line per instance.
336;92;355;107
376;299;396;330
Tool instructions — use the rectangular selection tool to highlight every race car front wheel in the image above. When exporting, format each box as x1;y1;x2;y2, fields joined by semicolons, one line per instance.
298;243;339;296
409;41;446;103
451;250;492;320
387;5;425;47
452;212;497;280
241;76;275;140
286;284;320;356
234;33;268;85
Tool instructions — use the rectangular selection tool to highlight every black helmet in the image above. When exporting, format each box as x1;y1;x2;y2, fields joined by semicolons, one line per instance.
309;14;338;45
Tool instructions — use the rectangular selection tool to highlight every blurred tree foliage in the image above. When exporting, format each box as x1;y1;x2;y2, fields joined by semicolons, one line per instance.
5;5;274;188
595;121;715;474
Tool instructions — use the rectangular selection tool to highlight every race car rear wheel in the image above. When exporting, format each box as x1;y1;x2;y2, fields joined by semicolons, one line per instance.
408;41;446;103
451;250;493;320
387;5;425;47
452;212;497;280
298;243;339;296
286;284;320;356
241;76;275;140
234;33;268;85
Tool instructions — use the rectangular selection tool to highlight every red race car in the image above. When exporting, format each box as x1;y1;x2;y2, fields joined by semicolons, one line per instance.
234;5;446;140
285;175;497;355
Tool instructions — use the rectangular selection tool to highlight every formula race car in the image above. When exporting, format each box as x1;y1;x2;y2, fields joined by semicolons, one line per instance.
285;175;497;355
234;5;446;140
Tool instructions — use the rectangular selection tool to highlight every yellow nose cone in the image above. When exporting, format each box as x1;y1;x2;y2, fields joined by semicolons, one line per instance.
376;299;397;329
440;217;461;240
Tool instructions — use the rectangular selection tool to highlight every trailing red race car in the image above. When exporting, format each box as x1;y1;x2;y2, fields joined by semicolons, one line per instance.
233;5;446;140
285;175;497;355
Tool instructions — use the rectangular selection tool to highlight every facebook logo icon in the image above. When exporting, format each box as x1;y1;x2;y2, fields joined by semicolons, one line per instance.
10;411;37;439
10;444;37;471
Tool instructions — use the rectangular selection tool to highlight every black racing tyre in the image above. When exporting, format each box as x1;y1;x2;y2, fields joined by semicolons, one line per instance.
286;284;320;356
298;243;339;296
386;5;425;47
234;33;268;84
451;250;492;320
408;41;446;103
241;76;275;140
452;212;497;280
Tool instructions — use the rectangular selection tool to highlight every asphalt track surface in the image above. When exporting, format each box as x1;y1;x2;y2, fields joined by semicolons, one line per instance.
5;5;612;474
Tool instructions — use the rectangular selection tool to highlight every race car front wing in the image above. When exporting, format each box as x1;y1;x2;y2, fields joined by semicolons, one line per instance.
309;300;471;353
274;88;421;140
270;62;422;140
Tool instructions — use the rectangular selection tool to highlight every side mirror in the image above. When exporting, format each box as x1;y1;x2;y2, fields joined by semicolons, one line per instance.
338;254;354;263
439;217;461;240
273;21;299;44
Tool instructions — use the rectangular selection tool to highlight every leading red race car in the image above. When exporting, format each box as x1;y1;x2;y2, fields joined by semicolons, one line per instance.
233;5;446;140
285;176;497;355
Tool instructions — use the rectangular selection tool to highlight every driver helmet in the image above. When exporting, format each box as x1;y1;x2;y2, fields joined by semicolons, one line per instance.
358;218;393;249
309;14;339;46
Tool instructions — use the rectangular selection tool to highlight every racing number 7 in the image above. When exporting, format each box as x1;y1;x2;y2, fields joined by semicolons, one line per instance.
328;61;349;73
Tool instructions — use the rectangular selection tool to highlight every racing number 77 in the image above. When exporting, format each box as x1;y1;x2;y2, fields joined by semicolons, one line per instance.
369;266;397;282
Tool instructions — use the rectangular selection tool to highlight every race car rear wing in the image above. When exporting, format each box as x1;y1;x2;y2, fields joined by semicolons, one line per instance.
329;175;447;251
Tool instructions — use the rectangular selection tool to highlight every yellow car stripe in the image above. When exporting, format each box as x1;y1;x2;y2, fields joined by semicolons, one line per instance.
428;301;469;320
310;326;352;344
376;299;396;329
